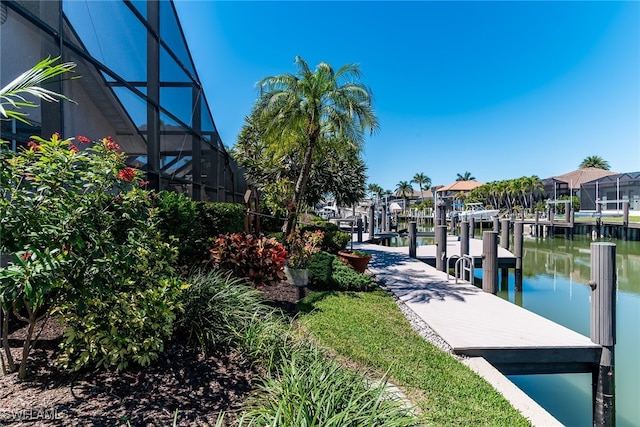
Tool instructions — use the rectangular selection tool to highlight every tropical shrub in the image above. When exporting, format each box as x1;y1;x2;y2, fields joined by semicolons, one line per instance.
155;191;200;267
0;133;182;374
56;276;184;371
197;201;245;237
286;229;324;269
154;194;246;269
209;233;287;286
299;223;350;255
308;251;375;291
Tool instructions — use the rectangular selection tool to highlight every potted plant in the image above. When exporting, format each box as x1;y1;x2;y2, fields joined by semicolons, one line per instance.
285;229;325;286
338;249;372;273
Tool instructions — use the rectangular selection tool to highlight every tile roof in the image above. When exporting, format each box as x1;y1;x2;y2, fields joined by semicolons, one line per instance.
436;180;483;192
551;168;618;189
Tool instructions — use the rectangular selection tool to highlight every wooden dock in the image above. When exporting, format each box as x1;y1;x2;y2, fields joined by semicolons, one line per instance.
415;237;516;269
355;242;602;375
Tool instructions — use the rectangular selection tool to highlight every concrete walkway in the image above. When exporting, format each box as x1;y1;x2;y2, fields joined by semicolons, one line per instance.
349;241;600;426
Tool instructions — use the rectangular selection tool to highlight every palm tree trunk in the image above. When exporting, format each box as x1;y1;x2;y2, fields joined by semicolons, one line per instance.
285;135;317;237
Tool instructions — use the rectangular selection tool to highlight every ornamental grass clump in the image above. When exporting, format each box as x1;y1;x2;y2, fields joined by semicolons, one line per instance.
286;229;324;269
176;269;280;355
238;345;420;427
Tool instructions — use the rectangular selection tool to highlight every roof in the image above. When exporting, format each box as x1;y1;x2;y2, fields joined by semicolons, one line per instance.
393;188;434;199
550;168;618;189
582;171;640;186
436;180;483;192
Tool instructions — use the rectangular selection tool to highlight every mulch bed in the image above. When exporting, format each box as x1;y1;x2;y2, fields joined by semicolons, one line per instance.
0;280;309;426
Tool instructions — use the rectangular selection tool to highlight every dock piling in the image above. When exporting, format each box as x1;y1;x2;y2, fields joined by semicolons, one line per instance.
381;205;387;232
590;242;616;427
500;219;510;250
436;225;447;272
369;204;375;237
482;231;498;294
460;221;469;256
622;201;629;241
469;217;476;238
514;221;523;291
409;221;417;259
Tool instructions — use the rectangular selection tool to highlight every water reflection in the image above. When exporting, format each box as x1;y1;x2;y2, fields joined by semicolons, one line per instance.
504;236;640;427
521;236;640;295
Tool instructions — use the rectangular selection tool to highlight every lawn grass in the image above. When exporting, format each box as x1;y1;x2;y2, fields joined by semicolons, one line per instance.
573;215;640;223
298;289;531;426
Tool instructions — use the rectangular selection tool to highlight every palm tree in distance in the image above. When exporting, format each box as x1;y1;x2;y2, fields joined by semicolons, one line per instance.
579;156;610;170
456;171;475;181
255;56;378;237
396;181;414;210
411;172;431;200
367;183;383;200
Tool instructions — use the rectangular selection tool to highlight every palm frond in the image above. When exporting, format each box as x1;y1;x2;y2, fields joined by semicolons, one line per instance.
0;56;77;123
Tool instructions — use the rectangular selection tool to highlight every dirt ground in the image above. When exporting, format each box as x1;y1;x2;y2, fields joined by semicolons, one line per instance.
0;280;310;426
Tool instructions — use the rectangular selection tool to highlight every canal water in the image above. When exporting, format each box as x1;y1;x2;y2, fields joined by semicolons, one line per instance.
385;226;639;426
501;235;639;427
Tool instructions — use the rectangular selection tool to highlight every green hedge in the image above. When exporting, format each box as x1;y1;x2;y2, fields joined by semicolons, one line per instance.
155;191;245;268
308;251;374;291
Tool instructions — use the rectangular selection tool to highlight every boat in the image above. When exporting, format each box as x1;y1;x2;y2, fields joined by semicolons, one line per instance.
452;203;500;221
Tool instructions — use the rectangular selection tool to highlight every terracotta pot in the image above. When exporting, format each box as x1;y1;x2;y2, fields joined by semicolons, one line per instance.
285;266;309;287
338;250;371;273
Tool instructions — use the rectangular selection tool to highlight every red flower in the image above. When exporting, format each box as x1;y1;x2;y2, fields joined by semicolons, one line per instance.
117;167;136;182
138;180;150;187
27;141;40;151
103;136;121;152
21;252;32;261
69;143;79;153
77;135;91;144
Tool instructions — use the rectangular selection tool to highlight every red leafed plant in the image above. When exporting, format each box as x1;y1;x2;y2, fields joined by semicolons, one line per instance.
209;233;287;286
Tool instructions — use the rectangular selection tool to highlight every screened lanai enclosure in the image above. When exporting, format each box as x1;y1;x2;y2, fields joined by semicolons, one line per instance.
580;172;640;211
0;0;246;202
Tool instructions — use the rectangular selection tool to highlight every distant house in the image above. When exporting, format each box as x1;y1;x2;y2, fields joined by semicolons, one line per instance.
580;172;640;211
392;188;434;204
542;168;618;200
435;180;482;199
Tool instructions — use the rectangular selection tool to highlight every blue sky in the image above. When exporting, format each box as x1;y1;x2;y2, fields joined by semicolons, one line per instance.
175;0;640;192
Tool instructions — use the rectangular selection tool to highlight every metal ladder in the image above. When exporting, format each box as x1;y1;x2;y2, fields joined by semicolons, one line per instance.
454;255;474;284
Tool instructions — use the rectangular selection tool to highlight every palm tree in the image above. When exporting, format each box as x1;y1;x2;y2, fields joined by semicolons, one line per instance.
254;57;378;236
367;183;383;200
395;180;413;209
456;171;475;181
411;172;431;200
579;156;610;170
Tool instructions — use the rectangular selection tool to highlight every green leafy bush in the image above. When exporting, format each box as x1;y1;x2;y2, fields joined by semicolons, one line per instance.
209;233;287;286
1;132;184;374
308;251;374;291
154;195;246;269
56;276;184;371
155;191;199;266
299;223;350;255
197;201;245;237
176;269;276;354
